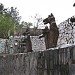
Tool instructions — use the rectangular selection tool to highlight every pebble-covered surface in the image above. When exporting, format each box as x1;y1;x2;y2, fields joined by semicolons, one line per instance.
57;16;75;47
31;36;46;51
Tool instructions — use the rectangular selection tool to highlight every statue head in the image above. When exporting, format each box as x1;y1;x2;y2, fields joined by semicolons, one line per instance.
70;17;75;23
22;27;30;36
43;13;55;24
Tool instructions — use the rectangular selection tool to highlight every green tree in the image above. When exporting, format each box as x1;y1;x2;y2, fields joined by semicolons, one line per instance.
9;7;21;24
0;11;15;38
0;3;21;38
21;21;33;28
16;21;33;29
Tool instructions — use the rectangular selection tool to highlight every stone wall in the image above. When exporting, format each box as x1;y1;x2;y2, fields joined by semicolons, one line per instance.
31;36;46;51
0;36;46;53
57;16;75;47
0;45;75;75
0;38;7;53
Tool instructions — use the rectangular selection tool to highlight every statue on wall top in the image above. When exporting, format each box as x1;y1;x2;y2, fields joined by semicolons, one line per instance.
39;13;59;49
20;28;32;52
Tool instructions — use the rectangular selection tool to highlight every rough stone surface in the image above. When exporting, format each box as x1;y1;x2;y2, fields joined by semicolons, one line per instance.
57;16;75;47
0;36;46;53
0;46;75;75
0;39;7;53
31;36;46;51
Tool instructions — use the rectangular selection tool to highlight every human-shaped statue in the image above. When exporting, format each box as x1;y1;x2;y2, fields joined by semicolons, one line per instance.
39;26;50;49
21;27;32;52
25;28;32;52
5;39;8;53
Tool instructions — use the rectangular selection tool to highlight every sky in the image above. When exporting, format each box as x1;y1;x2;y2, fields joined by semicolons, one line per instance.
0;0;75;25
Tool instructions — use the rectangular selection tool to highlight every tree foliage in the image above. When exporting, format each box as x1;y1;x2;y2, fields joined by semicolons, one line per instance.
9;7;21;24
0;3;21;38
16;21;33;29
0;3;33;38
21;21;33;28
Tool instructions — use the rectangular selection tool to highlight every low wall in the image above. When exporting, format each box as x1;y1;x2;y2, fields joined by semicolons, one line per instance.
0;46;75;75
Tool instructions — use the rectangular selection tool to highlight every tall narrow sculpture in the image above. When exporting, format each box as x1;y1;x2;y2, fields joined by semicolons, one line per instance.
39;13;59;49
20;28;32;52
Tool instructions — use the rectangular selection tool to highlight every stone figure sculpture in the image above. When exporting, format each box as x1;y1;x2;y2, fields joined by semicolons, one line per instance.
39;13;59;49
20;28;32;52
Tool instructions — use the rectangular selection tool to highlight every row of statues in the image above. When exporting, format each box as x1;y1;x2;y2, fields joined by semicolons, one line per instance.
21;13;59;52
